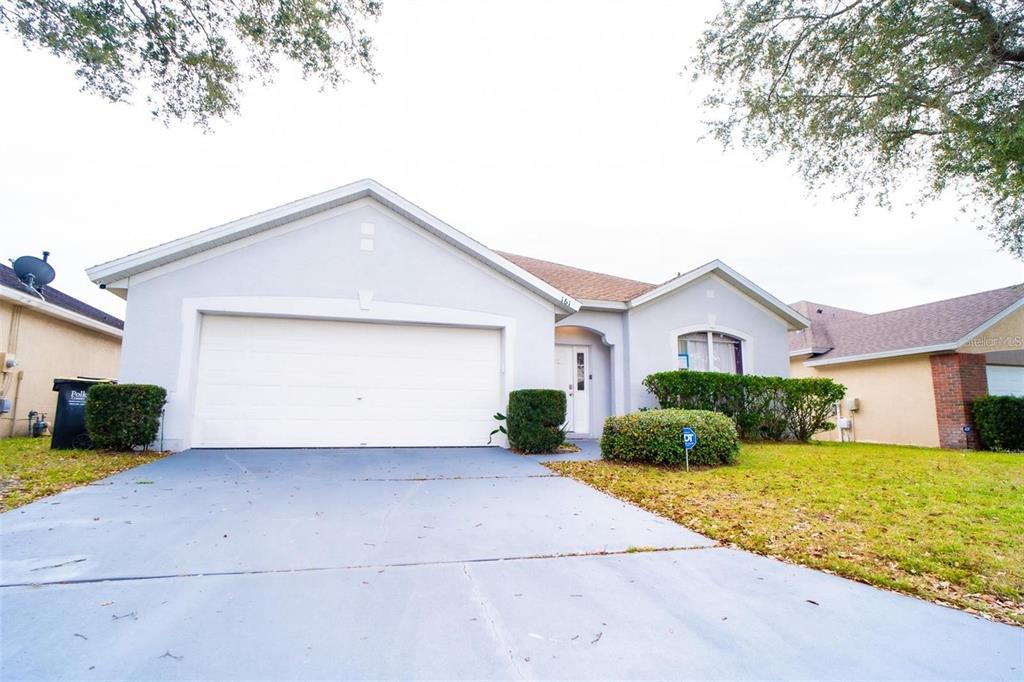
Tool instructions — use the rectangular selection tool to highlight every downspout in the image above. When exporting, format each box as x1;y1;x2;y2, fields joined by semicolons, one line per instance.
621;308;632;414
3;306;23;436
8;370;23;437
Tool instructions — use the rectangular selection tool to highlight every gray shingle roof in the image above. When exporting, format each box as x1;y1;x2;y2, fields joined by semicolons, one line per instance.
790;284;1024;362
0;263;124;331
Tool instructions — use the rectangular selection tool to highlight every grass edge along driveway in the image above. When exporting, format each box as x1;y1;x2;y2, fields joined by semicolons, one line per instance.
547;441;1024;626
0;437;165;512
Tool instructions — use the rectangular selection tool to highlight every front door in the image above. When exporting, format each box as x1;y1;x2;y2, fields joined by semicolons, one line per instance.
555;345;590;434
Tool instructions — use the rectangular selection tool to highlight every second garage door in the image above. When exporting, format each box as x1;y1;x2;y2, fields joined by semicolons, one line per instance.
987;364;1024;397
192;315;503;448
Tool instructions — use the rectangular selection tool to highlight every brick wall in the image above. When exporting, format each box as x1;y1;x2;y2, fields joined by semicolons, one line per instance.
930;353;988;449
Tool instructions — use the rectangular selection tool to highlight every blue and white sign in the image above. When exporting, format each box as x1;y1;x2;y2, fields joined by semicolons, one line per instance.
682;427;697;450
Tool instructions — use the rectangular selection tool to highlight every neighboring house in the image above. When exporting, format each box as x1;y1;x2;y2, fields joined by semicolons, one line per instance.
790;285;1024;449
0;263;123;438
86;179;807;451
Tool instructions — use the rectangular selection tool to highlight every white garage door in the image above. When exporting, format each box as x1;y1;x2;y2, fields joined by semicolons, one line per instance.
986;365;1024;397
192;315;503;448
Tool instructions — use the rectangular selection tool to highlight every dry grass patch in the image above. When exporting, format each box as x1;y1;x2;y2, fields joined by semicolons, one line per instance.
0;437;165;511
548;441;1024;626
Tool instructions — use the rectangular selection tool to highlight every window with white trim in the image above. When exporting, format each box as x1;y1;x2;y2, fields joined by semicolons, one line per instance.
677;332;744;374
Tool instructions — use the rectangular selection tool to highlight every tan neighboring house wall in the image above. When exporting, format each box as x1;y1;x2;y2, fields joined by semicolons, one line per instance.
1;294;121;438
790;354;940;448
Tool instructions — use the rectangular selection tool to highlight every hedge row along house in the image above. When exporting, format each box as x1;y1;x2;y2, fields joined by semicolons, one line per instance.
0;262;123;438
789;285;1024;449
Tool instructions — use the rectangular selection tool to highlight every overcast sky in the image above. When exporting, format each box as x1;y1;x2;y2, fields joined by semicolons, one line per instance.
2;0;1021;320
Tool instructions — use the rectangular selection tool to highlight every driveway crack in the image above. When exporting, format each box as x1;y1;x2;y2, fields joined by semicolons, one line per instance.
462;563;531;680
0;545;719;588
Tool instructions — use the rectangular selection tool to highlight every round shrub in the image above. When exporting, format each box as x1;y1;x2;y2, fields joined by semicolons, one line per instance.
85;383;167;451
507;389;566;454
972;396;1024;452
601;409;740;466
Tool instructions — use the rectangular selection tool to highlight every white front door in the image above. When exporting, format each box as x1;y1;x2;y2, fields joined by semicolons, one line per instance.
555;345;590;434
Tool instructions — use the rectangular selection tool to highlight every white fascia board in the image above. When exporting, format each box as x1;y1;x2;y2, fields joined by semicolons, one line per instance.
87;179;580;314
578;299;628;311
803;343;957;367
790;346;832;357
628;259;810;330
954;296;1024;350
368;182;580;313
0;287;123;339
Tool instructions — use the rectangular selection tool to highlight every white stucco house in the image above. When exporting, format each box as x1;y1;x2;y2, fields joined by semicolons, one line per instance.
86;180;808;451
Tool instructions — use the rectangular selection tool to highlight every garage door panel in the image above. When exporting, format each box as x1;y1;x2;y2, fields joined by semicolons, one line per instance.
360;386;499;409
987;365;1024;397
192;315;503;447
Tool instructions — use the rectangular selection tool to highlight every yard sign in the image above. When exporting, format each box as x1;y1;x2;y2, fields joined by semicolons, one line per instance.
682;426;697;471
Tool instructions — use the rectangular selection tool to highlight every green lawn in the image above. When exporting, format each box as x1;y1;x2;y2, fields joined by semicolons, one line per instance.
0;437;165;512
548;442;1024;626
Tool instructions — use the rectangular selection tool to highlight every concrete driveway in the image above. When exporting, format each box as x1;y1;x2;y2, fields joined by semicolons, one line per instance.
1;446;1020;680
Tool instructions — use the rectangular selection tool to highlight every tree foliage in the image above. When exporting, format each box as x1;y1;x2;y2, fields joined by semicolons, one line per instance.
0;0;382;126
693;0;1024;257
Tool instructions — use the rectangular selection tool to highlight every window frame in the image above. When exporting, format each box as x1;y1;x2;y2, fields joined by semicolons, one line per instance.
670;326;750;375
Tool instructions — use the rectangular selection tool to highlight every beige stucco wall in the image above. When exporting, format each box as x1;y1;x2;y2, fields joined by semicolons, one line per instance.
0;301;121;437
790;354;940;448
959;306;1024;355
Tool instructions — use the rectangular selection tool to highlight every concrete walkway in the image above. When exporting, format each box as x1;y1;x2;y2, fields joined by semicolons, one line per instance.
1;447;1020;680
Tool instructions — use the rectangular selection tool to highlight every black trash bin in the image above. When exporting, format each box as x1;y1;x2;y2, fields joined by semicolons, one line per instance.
51;378;114;449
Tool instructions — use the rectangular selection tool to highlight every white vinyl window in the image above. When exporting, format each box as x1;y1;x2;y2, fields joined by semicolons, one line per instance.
677;332;743;374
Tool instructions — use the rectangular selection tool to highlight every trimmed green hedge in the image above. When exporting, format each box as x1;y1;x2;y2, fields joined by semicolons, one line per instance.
601;409;739;466
85;384;167;451
973;396;1024;452
506;389;567;453
642;371;846;442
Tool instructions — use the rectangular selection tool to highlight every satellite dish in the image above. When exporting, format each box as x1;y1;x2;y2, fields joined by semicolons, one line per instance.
10;251;55;299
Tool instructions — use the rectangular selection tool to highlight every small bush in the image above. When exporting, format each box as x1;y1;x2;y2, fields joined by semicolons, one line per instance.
601;409;740;466
973;396;1024;452
642;371;845;442
506;389;566;453
85;384;167;451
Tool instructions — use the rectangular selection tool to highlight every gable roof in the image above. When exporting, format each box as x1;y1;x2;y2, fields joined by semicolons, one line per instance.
86;179;580;315
497;252;656;302
502;252;808;330
792;284;1024;366
629;260;809;329
1;263;124;334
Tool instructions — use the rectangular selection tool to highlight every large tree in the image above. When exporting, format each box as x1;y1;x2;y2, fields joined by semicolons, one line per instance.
693;0;1024;257
0;1;381;126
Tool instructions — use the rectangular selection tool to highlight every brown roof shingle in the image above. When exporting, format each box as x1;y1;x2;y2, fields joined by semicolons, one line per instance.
498;252;656;302
790;284;1024;361
789;301;868;353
